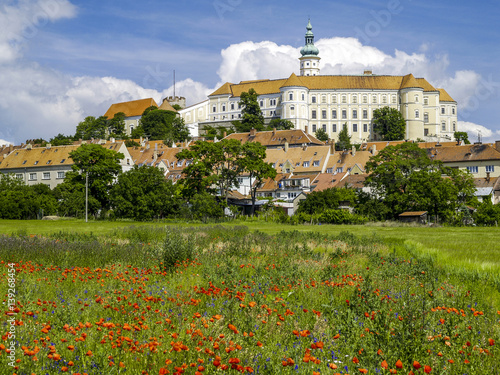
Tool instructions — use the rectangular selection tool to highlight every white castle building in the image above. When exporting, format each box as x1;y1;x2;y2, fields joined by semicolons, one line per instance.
179;21;458;143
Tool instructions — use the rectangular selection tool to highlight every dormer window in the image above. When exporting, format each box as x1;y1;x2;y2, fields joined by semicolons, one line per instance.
303;161;310;167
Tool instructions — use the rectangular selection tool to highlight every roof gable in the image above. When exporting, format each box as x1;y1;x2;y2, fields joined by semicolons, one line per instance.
104;98;158;119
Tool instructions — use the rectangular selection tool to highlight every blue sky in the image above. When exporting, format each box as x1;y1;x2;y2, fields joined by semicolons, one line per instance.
1;0;499;144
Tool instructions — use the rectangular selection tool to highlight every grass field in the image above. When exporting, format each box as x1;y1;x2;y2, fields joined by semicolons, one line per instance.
0;223;499;374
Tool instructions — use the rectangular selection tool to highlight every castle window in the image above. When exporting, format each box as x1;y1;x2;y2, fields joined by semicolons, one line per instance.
332;95;337;104
372;95;377;103
442;122;446;131
363;124;368;133
322;124;327;132
342;95;347;104
452;107;456;115
259;100;264;107
231;103;235;110
302;93;305;101
424;113;429;123
312;96;316;103
322;95;327;104
311;110;317;119
322;110;327;119
352;109;357;119
352;95;357;104
363;95;367;104
222;104;226;112
382;95;387;104
342;110;347;119
414;95;419;103
453;122;456;131
353;124;358;132
392;95;397;104
424;97;428;105
415;110;419;119
212;105;216;113
332;124;337;132
312;125;316;132
424;129;429;136
332;110;337;119
289;93;293;101
441;107;445;115
363;109;368;119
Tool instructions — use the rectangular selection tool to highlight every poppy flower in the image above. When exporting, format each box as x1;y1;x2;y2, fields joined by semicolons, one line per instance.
381;360;388;369
424;365;432;373
395;359;403;369
413;361;421;369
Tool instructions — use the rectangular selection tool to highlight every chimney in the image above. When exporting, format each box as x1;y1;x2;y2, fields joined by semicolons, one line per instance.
110;137;115;143
284;141;289;152
305;125;309;134
352;145;356;156
371;144;377;154
250;128;257;136
330;142;335;155
364;70;373;75
46;143;51;149
146;143;150;150
496;140;500;151
302;144;307;151
26;144;32;150
486;172;491;182
223;131;227;138
272;127;276;136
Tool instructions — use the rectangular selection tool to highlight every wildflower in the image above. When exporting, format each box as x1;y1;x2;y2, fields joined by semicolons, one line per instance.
381;360;388;369
395;359;403;369
424;365;432;373
413;361;421;369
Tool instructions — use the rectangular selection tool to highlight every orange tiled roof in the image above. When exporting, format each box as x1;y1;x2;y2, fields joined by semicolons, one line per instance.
224;129;324;147
426;144;500;162
437;88;456;103
104;98;158;119
0;145;78;169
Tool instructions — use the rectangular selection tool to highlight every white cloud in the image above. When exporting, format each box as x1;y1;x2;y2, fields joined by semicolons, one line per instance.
458;121;500;143
0;0;77;65
0;139;12;146
0;0;495;144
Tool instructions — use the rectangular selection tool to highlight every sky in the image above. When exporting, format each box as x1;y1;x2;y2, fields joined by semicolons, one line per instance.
0;0;499;145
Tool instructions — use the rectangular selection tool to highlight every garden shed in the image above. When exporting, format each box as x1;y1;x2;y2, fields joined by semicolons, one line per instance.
398;211;428;224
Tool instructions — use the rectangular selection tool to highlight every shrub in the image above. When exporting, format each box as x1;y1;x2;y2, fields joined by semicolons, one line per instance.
160;227;194;272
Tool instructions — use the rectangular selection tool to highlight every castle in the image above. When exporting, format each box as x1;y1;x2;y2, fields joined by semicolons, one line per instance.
179;20;458;143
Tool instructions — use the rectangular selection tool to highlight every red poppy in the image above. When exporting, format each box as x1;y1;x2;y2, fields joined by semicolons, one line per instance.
395;359;403;369
413;361;421;369
381;360;388;369
424;365;432;373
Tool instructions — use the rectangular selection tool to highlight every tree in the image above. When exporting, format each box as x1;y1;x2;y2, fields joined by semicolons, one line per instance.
203;125;234;140
297;187;357;215
372;106;406;141
110;165;180;220
315;128;329;142
50;133;74;146
137;108;189;143
336;123;351;150
235;88;264;132
266;119;294;130
365;142;476;221
108;112;126;139
74;116;108;140
239;142;277;215
454;131;471;144
58;144;123;217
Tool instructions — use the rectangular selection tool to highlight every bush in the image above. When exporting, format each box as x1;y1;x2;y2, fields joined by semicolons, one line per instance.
160;228;194;272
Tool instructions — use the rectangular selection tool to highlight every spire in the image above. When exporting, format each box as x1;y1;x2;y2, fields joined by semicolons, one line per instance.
300;19;319;57
299;20;321;76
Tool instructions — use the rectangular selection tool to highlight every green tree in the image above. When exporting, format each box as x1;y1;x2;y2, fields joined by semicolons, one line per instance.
74;116;108;140
137;108;189;143
336;123;351;150
235;88;264;132
365;142;476;221
177;139;265;207
58;144;124;217
110;165;180;220
297;187;357;215
50;133;74;146
315;128;329;142
108;112;126;139
203;125;235;140
474;200;500;226
266;119;294;130
454;131;471;144
239;142;277;215
372;106;406;141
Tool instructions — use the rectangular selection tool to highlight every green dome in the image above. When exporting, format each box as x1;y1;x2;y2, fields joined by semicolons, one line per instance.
300;19;319;57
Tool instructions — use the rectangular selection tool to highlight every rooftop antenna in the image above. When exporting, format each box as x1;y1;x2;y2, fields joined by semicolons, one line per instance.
478;130;482;143
173;70;176;98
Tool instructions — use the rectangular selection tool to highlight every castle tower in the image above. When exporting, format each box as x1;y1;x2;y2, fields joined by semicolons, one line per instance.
299;19;321;76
